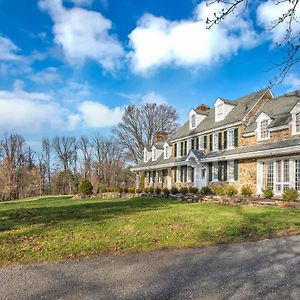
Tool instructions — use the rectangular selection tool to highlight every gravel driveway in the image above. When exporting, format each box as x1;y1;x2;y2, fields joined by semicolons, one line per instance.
1;235;299;300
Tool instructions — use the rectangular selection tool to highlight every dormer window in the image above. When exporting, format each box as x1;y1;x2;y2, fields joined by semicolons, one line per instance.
260;120;269;139
143;148;148;163
191;115;196;128
164;143;170;159
296;112;300;133
291;102;300;135
214;98;235;122
152;148;156;161
256;112;271;141
216;103;224;120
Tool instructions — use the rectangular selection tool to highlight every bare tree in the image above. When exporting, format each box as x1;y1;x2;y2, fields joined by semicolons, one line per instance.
113;103;178;163
79;135;92;179
205;0;300;84
42;138;51;193
52;136;77;194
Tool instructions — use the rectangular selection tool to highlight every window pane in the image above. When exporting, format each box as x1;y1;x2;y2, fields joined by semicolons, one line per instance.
263;161;274;189
283;160;289;182
213;133;219;151
228;129;234;148
296;113;300;133
296;160;300;191
276;160;282;182
260;120;269;139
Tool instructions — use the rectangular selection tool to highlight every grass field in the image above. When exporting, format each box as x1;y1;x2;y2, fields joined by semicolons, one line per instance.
1;196;300;266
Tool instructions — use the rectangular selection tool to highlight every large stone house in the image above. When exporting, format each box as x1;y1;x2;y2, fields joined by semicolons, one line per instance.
131;88;300;196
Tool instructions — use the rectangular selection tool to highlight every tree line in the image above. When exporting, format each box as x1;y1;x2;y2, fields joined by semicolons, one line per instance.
0;103;178;200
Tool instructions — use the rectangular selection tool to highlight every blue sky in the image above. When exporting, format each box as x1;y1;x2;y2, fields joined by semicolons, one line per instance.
0;0;299;149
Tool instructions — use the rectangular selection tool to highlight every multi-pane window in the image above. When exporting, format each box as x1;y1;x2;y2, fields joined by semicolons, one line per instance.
213;162;218;181
228;129;234;148
228;161;235;181
213;132;219;151
275;160;290;193
296;160;300;191
296;112;300;133
191;115;196;128
260;119;269;140
216;103;223;120
262;161;274;189
180;166;187;182
199;136;204;150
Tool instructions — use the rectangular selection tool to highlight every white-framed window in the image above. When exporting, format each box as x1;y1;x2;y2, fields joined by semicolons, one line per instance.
199;136;204;150
164;145;169;159
216;103;224;121
296;159;300;191
191;115;196;129
262;161;274;189
228;161;235;181
152;149;156;160
275;160;290;193
228;129;235;149
260;119;269;140
176;167;181;182
296;112;300;133
213;162;218;181
143;149;148;162
213;132;219;151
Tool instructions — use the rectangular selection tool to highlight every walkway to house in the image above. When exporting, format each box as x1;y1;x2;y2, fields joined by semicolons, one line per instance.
1;235;299;300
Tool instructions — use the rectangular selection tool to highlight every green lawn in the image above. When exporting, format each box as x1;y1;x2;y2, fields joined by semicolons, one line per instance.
1;196;300;266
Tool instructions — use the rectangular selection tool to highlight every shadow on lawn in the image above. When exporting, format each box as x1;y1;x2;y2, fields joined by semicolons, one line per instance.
0;197;173;232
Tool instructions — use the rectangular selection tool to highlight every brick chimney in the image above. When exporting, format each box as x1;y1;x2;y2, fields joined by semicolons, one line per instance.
197;104;210;111
154;131;168;143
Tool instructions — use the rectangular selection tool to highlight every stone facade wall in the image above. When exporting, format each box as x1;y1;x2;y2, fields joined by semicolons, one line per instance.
240;127;300;147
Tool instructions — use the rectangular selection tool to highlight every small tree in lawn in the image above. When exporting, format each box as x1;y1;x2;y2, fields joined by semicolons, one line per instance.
79;179;93;195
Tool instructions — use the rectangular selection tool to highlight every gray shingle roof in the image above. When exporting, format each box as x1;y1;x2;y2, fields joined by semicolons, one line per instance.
171;88;269;141
244;90;300;134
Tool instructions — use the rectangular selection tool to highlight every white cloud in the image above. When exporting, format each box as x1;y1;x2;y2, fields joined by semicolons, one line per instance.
69;0;92;6
257;1;300;45
0;81;67;131
78;101;123;127
39;0;124;71
0;35;21;61
141;92;167;104
0;81;124;132
119;91;168;105
283;73;300;91
29;67;61;84
128;2;258;74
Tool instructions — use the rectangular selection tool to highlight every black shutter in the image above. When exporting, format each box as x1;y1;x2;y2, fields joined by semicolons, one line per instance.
196;137;199;150
223;161;228;181
218;132;222;150
191;138;194;150
223;131;227;149
209;134;213;151
204;136;207;149
234;160;239;181
234;128;238;147
174;144;177;157
174;168;177;182
208;163;212;181
184;140;187;155
181;142;184;156
218;161;222;181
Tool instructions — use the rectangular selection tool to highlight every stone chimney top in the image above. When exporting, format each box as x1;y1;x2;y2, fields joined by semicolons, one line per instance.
154;131;168;143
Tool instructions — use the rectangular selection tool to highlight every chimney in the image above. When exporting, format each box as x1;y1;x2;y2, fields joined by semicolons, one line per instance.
197;104;210;111
154;131;168;143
